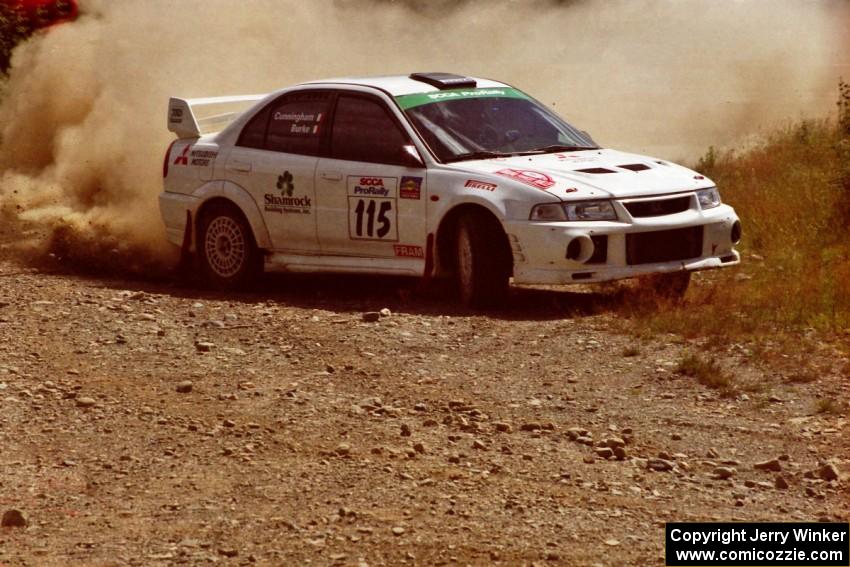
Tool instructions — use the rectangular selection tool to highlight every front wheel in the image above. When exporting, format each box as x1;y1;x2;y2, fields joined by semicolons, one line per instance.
455;214;510;309
644;271;691;301
197;202;260;290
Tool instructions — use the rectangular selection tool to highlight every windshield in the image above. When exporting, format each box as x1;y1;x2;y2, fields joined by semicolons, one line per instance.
396;87;598;163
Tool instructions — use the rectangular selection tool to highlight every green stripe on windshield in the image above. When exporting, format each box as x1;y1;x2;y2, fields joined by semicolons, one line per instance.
395;87;531;110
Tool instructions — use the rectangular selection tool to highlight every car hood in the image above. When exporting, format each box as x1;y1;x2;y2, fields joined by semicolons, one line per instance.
445;148;712;200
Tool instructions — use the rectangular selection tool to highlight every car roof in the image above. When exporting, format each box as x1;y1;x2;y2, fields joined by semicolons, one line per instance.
299;74;510;97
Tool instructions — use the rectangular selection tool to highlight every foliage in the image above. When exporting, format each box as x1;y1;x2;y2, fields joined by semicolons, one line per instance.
675;352;736;396
623;82;850;349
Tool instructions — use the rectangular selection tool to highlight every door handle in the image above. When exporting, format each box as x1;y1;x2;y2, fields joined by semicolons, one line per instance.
320;171;342;181
227;160;252;173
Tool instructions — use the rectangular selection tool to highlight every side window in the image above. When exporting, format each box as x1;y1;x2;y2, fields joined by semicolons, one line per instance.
236;91;330;155
330;95;411;165
237;104;272;149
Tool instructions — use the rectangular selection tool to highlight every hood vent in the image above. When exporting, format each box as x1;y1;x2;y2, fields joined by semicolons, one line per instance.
618;163;651;172
575;167;617;174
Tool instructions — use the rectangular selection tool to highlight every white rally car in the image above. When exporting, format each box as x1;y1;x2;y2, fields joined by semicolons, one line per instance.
159;73;741;307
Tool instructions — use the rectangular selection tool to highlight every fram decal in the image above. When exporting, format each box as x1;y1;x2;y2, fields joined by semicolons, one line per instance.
464;179;497;191
393;245;425;258
495;168;555;190
399;176;422;200
169;107;183;123
173;145;190;166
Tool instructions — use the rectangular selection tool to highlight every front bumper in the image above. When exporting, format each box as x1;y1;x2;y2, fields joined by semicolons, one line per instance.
505;203;741;285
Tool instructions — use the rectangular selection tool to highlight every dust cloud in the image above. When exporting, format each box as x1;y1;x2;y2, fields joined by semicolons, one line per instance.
0;0;848;270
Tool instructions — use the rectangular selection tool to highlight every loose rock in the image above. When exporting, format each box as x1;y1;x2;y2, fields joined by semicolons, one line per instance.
175;381;193;394
1;509;27;528
713;467;736;480
753;459;782;472
818;463;840;482
594;447;614;459
336;443;351;457
647;458;675;472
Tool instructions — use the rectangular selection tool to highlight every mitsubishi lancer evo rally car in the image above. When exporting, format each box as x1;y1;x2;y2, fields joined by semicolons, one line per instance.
159;72;741;307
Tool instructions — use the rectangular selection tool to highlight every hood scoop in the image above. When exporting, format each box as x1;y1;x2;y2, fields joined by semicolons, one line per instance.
575;167;617;174
617;163;651;172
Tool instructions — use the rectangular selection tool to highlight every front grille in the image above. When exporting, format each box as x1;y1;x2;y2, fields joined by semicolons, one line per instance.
626;226;704;265
587;235;608;264
623;195;691;218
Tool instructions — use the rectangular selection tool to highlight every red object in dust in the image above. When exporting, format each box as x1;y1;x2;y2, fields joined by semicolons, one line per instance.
3;0;78;28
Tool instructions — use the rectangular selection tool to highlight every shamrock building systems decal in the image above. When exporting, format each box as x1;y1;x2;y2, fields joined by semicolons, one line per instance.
265;171;311;214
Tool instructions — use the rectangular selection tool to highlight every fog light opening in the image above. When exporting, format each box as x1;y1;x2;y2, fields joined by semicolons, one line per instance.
565;235;594;263
731;221;742;245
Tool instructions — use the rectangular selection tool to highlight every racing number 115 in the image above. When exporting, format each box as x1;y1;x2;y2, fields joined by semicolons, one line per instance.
354;199;392;238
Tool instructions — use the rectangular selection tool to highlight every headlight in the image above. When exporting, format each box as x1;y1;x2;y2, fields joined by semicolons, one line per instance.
529;203;567;221
530;200;618;221
696;187;721;209
563;200;617;221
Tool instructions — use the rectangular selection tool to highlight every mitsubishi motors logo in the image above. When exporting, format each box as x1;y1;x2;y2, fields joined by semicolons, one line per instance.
173;145;190;166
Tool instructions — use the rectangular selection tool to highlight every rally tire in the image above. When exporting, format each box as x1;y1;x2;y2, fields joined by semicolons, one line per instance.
197;202;260;290
455;213;510;309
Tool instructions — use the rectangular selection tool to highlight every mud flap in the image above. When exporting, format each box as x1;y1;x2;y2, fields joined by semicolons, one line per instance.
176;210;195;278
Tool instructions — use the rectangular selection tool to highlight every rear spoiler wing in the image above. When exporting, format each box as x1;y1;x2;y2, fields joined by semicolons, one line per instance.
167;94;267;139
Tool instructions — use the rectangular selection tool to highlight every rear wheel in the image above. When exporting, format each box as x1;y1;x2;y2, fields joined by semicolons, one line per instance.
455;214;510;309
197;202;259;290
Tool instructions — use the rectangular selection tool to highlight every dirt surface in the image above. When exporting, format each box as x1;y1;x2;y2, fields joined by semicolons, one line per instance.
0;250;847;566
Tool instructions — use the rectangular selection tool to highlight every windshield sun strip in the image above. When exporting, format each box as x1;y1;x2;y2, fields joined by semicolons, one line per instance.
394;87;532;110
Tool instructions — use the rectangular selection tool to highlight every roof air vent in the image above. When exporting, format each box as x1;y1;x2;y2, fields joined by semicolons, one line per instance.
409;72;477;90
575;167;617;174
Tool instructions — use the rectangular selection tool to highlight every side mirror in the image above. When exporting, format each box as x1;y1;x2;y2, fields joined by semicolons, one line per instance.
400;144;424;168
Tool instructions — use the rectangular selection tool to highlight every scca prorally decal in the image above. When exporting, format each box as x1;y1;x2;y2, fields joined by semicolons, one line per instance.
494;168;555;190
352;177;391;197
399;176;422;200
347;176;399;241
464;179;497;192
173;145;190;166
393;245;424;258
394;87;530;110
264;170;311;215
